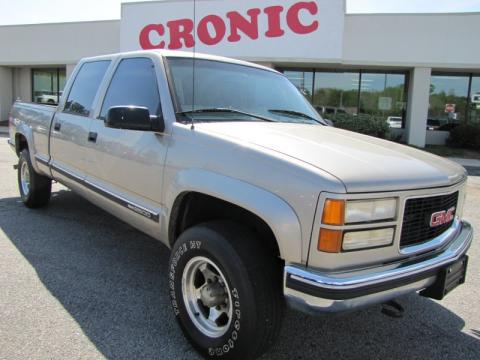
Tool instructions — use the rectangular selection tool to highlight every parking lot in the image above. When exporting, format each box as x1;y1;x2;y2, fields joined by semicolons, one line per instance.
0;135;479;360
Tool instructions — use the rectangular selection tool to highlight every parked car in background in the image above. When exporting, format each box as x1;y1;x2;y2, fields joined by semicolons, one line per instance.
427;118;442;130
35;92;62;105
314;105;347;117
437;123;460;132
472;93;480;109
386;116;402;129
8;50;473;360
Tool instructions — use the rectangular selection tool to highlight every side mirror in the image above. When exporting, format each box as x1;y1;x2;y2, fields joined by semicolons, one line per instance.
106;106;165;132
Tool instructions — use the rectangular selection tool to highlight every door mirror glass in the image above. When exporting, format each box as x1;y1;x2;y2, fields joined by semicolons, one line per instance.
106;106;165;132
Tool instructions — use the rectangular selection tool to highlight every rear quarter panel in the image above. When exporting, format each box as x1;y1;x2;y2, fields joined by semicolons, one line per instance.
10;102;56;175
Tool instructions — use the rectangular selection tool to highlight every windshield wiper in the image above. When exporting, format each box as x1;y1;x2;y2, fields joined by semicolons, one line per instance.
177;108;277;123
268;109;321;123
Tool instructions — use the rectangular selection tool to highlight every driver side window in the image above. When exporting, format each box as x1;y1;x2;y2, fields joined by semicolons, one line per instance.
99;57;161;120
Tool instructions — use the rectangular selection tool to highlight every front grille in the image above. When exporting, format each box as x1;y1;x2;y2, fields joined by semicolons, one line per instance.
400;191;459;248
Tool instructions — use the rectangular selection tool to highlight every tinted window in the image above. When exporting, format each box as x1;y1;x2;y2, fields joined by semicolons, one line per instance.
64;61;110;116
100;58;161;119
168;58;321;124
429;74;470;129
283;70;313;101
314;71;360;117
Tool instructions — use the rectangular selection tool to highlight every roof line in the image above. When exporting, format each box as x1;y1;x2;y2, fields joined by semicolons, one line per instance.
346;11;480;16
0;19;120;28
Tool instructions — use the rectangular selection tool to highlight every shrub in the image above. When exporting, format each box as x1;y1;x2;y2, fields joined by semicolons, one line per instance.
327;113;390;139
447;124;480;150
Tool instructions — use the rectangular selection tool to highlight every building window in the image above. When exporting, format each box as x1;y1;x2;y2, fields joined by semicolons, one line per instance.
428;74;470;130
32;68;66;105
359;73;407;126
313;71;359;116
470;76;480;125
283;71;314;101
280;68;408;128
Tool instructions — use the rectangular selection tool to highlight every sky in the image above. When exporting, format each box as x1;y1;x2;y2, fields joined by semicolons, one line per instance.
0;0;479;26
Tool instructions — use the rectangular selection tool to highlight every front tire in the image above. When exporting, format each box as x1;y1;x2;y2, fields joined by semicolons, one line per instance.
169;221;284;359
18;149;52;208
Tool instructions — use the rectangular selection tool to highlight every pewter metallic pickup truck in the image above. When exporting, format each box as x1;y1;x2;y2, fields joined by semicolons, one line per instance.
8;50;474;359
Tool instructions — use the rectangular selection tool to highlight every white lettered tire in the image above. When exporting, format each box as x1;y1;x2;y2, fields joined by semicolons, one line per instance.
169;221;284;359
18;149;52;208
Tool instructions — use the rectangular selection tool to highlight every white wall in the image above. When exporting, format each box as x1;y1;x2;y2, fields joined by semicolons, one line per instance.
343;13;480;68
405;68;431;148
12;68;32;103
0;20;120;66
0;66;13;121
66;64;76;80
426;131;450;146
1;12;479;68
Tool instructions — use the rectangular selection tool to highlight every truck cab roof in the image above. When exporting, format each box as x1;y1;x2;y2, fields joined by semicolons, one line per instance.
81;50;279;74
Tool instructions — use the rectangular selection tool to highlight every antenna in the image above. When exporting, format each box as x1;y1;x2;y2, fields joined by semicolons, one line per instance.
191;0;197;130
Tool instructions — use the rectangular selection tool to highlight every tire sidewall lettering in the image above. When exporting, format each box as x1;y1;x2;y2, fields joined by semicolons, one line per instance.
169;238;244;357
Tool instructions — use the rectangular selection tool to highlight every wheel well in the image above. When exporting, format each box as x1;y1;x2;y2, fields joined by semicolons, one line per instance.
169;192;281;258
15;134;28;155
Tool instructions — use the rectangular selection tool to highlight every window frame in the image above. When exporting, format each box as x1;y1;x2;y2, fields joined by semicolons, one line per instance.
31;67;66;105
164;57;297;122
430;71;476;126
62;60;111;118
278;67;410;128
97;56;162;121
358;71;409;119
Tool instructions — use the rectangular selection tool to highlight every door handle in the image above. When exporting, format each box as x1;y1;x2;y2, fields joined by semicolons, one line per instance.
54;122;61;131
88;132;98;143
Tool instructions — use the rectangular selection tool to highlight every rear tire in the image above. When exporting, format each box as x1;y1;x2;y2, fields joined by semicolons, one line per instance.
18;149;52;208
169;221;284;359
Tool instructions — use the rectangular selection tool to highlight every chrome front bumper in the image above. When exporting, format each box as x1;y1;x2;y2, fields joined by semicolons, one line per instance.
284;220;473;315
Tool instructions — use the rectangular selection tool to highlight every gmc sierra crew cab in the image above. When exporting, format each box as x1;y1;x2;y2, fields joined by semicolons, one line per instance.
7;50;473;359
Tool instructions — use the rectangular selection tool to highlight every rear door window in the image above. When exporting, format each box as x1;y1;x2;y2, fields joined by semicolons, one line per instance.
64;60;111;116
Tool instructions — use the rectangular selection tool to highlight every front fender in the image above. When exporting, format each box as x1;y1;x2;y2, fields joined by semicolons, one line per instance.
166;168;303;263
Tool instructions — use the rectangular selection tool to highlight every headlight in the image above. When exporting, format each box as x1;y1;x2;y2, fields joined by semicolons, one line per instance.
345;198;397;224
318;227;395;253
318;197;398;253
342;228;395;251
322;198;397;225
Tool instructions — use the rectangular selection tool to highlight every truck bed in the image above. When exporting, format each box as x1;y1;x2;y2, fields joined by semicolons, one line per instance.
9;101;57;170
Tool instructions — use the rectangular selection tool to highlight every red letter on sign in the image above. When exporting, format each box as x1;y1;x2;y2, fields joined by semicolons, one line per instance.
264;6;285;38
197;15;227;46
287;1;319;34
139;24;166;49
167;19;195;50
226;8;261;42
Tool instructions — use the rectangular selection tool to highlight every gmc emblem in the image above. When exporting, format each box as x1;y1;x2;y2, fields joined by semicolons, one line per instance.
430;207;456;228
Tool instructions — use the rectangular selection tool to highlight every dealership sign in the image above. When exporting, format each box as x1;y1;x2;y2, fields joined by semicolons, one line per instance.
121;0;345;61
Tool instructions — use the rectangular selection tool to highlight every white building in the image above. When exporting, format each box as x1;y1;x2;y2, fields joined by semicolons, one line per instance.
0;0;479;147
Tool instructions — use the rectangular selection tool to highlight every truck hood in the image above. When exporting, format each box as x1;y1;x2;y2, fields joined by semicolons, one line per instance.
196;122;467;193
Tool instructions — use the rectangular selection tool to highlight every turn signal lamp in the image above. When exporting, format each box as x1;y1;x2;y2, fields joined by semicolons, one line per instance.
322;199;345;226
317;229;343;253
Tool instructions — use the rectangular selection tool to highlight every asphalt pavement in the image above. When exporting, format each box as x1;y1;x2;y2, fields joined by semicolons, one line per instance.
0;134;479;360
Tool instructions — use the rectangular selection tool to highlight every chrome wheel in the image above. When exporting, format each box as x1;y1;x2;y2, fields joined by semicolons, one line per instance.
20;161;30;196
182;256;233;338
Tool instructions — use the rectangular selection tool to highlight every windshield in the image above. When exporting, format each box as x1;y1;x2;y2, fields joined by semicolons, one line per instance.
167;57;324;125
